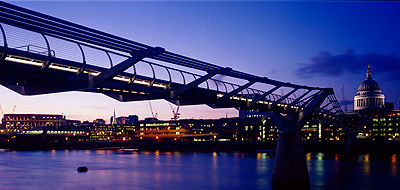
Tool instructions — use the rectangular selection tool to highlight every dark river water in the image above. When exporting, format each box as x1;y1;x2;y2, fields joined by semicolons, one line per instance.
0;150;399;190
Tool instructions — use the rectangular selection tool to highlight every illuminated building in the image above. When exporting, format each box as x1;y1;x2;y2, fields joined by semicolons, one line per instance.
1;114;66;129
0;113;349;143
365;111;400;141
319;123;346;142
239;109;268;118
93;119;106;125
135;117;345;143
88;125;135;141
238;109;346;142
220;117;272;142
354;65;385;111
116;115;138;125
66;120;81;127
112;110;117;125
136;120;216;141
349;65;400;141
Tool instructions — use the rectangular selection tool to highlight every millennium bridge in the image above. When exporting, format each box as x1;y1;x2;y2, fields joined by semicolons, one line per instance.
0;1;358;188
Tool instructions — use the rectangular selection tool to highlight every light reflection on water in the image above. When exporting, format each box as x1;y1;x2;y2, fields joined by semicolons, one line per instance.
363;154;371;176
392;154;397;177
0;150;399;190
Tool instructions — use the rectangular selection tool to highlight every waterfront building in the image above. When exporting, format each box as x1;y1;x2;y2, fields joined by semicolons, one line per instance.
350;65;400;141
112;110;117;125
0;113;348;143
1;114;66;129
364;111;400;141
354;65;385;111
135;120;216;141
134;117;345;143
238;109;346;142
93;119;106;125
88;125;135;141
66;119;81;127
239;109;268;118
184;117;271;142
116;115;138;125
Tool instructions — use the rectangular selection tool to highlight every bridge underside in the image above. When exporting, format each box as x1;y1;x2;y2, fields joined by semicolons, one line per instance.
0;47;207;104
0;47;290;113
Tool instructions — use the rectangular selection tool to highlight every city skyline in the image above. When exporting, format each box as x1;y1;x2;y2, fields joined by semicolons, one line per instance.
0;1;399;122
1;2;400;189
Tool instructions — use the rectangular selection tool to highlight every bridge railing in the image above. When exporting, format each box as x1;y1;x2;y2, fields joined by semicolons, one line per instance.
0;21;341;113
0;1;344;116
0;22;308;105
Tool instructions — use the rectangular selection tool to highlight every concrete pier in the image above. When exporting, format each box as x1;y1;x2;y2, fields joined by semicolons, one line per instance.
267;90;330;189
346;132;357;154
271;131;310;189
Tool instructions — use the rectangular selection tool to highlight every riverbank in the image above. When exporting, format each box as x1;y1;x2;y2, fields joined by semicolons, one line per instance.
1;139;400;154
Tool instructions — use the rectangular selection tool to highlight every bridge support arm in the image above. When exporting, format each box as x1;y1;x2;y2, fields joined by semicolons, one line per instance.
170;67;231;99
269;88;298;108
319;102;333;111
216;80;255;103
299;92;320;108
288;89;312;107
247;85;280;107
90;47;164;88
297;89;331;128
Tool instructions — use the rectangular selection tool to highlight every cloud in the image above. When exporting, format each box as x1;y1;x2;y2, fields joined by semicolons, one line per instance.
296;49;400;81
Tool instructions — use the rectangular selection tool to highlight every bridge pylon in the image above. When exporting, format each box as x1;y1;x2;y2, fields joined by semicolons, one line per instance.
266;89;331;189
342;125;359;159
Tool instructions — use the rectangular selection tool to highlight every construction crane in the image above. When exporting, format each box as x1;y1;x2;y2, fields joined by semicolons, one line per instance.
0;105;3;120
341;85;348;112
148;100;157;118
395;90;400;110
168;102;180;120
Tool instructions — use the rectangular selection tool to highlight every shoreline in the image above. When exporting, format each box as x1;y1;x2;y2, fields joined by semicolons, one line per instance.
1;140;400;154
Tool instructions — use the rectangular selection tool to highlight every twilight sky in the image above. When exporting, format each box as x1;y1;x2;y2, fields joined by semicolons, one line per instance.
1;1;400;122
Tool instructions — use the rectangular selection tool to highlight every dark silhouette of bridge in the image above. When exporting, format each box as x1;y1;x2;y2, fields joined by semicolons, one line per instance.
0;2;357;188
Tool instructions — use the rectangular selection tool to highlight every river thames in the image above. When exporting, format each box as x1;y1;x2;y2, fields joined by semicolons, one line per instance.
0;150;399;190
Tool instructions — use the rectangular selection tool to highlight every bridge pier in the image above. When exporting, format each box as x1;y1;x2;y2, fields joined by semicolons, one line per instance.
272;131;310;189
346;132;357;154
266;90;331;189
344;131;358;160
267;112;310;189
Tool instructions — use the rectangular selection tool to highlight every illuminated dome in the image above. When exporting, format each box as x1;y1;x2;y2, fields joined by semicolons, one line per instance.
357;66;380;92
354;65;385;111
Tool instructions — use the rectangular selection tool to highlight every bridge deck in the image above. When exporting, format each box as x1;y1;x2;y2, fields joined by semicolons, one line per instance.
0;45;301;112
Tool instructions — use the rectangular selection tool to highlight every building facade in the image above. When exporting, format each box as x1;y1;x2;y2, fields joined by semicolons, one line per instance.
1;114;66;129
354;65;385;111
116;115;139;125
362;111;400;141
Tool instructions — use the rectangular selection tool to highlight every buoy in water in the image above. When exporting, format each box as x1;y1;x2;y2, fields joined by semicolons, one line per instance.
77;166;88;172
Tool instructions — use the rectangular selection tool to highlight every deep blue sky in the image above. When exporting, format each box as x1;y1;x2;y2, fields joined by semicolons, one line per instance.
1;1;399;121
